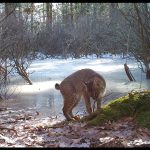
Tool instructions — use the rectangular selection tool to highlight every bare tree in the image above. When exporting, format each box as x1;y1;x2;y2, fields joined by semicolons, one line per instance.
118;3;150;79
1;3;35;85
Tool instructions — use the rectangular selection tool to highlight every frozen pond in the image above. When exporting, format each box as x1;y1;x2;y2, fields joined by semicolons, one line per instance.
0;54;150;120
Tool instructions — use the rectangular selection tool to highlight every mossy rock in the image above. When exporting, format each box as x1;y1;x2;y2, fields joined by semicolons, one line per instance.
82;91;150;129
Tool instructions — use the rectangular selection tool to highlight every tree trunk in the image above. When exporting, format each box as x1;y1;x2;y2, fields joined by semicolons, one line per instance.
109;3;118;28
14;59;32;85
3;3;16;83
74;3;78;28
49;3;52;27
92;3;97;28
70;3;73;27
80;3;84;16
46;3;52;30
46;3;50;29
144;60;150;79
18;3;22;21
146;69;150;79
31;3;34;33
124;63;136;81
43;3;45;24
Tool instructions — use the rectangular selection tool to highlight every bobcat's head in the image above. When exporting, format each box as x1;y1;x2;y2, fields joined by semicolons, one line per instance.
85;77;105;100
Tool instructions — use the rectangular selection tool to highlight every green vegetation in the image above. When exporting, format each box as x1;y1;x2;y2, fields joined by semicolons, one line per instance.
82;91;150;129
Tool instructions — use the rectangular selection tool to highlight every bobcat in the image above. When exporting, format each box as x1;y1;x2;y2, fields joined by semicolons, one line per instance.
55;68;106;121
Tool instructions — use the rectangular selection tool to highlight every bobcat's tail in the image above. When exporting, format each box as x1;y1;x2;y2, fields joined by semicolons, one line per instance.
55;83;60;90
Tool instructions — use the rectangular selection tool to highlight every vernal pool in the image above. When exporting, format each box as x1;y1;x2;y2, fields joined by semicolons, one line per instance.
1;55;150;120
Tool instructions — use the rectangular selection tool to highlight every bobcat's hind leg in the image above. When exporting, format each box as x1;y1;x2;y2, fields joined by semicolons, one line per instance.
62;106;73;121
62;94;80;121
68;94;81;120
62;97;74;121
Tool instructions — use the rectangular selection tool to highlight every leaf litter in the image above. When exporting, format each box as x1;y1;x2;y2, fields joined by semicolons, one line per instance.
0;107;150;147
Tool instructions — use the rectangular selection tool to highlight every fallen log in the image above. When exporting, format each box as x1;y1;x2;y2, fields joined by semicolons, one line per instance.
124;63;136;81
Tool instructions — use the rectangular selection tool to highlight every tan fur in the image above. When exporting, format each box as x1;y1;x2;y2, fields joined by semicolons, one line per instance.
55;68;106;121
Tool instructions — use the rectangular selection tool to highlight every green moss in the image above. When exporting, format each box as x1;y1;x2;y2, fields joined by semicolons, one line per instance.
136;111;150;129
83;91;150;129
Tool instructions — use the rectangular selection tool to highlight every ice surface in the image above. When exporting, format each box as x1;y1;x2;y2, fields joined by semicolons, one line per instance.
1;54;149;120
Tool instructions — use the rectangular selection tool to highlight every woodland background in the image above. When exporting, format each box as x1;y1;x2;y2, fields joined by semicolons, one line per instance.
0;3;150;88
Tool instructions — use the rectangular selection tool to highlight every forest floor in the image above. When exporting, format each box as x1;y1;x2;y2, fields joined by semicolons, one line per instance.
0;106;150;147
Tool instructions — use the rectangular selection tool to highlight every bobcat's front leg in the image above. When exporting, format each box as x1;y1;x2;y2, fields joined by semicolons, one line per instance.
96;97;101;110
83;92;92;114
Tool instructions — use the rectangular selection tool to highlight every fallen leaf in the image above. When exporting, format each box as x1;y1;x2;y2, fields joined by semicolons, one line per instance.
0;139;5;143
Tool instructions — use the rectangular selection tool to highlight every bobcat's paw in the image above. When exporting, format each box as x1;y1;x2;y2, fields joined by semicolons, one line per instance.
73;115;80;121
